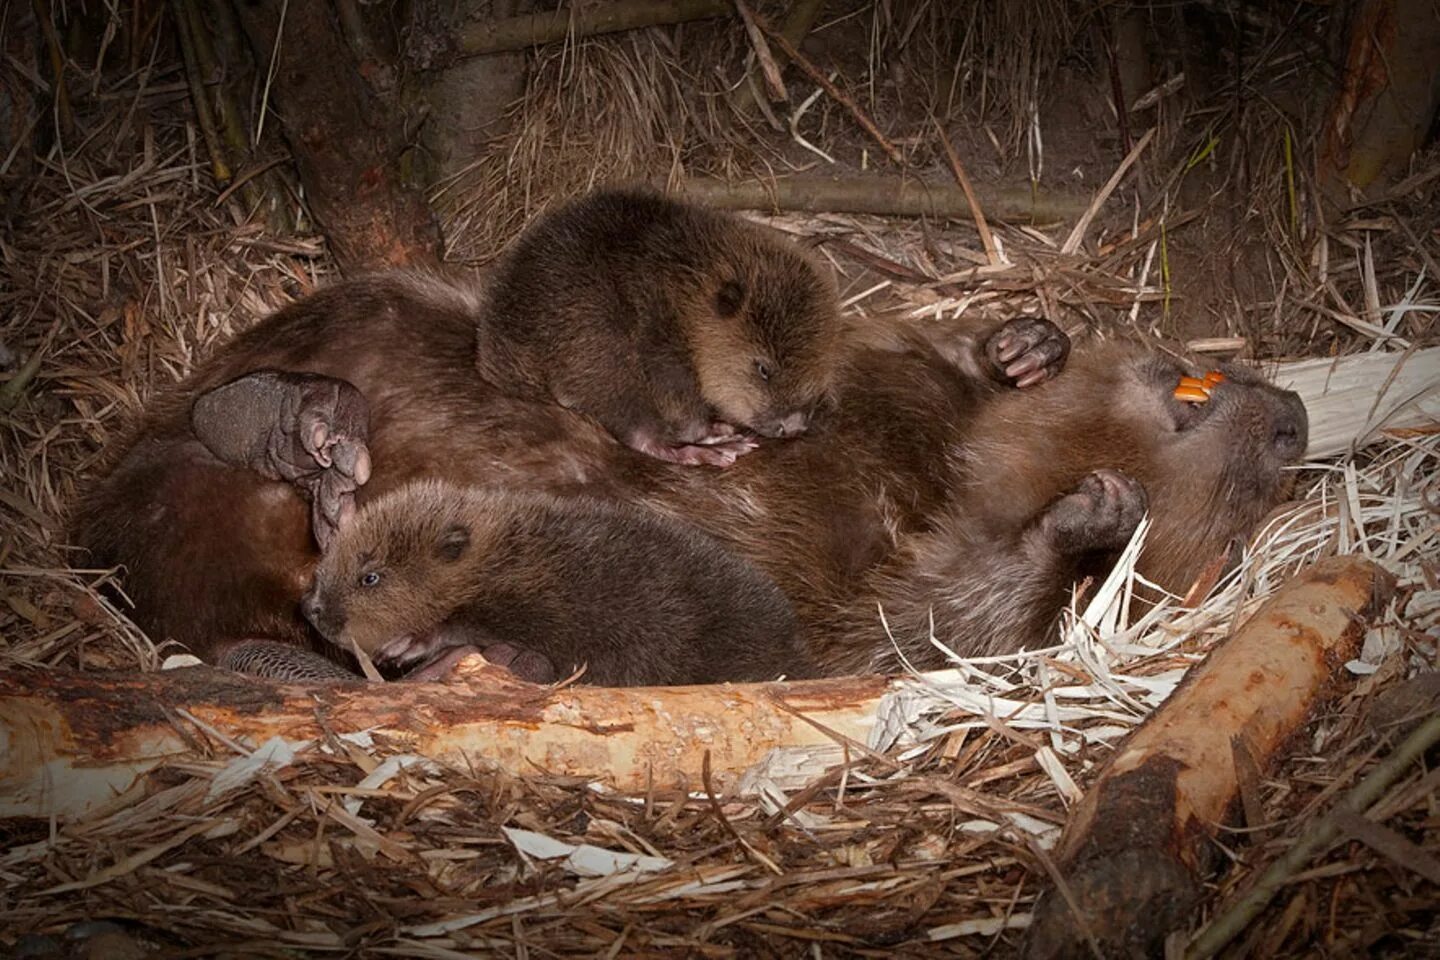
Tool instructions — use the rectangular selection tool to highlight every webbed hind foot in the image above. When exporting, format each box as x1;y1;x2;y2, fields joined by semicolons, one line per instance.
191;370;372;550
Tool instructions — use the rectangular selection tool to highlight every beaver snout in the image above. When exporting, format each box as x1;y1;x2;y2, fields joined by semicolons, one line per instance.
1271;391;1309;462
756;410;810;439
300;588;341;638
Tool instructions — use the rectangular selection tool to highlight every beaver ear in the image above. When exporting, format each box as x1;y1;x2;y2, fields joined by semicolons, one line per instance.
435;524;470;562
716;280;745;317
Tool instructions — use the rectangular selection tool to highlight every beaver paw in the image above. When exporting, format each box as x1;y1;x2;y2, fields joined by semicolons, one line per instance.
628;428;759;467
986;316;1071;388
400;642;558;683
479;642;560;683
192;371;372;550
1040;469;1148;554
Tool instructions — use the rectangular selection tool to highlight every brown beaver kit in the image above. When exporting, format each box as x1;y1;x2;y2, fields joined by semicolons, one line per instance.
302;480;812;686
475;188;844;467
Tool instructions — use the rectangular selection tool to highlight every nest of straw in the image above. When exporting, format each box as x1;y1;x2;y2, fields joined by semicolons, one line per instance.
1;2;1436;955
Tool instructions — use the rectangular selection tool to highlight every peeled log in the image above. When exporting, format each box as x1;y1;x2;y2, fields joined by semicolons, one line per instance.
1024;556;1395;959
0;659;889;821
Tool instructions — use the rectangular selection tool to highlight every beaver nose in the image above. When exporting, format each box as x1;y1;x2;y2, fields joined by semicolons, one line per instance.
1271;392;1309;461
300;589;327;632
775;411;809;438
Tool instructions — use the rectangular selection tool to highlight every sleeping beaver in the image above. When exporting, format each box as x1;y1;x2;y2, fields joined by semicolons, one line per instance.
302;480;810;686
476;188;845;467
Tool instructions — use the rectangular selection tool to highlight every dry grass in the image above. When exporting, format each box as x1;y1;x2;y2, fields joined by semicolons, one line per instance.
1;1;1437;955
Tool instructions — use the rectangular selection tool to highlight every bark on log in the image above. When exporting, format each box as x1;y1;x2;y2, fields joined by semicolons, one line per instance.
230;0;441;270
1024;556;1395;960
667;175;1090;224
454;0;731;57
0;658;890;820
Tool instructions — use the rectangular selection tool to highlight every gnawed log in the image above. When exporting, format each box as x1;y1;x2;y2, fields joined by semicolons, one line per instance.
668;175;1090;223
0;660;890;821
1024;556;1395;960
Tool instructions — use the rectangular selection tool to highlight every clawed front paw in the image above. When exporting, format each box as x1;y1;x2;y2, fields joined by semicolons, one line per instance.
628;428;759;467
985;316;1071;388
398;641;559;683
1040;469;1148;555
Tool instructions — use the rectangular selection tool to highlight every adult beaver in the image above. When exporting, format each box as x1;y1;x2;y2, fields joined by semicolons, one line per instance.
71;271;1306;680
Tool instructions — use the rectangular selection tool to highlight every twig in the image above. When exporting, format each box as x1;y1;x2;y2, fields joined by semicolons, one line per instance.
30;0;75;139
670;175;1088;223
732;0;785;103
1187;714;1440;959
1060;126;1154;255
700;751;782;875
729;0;824;115
254;0;290;145
750;10;903;165
171;0;231;184
934;119;999;265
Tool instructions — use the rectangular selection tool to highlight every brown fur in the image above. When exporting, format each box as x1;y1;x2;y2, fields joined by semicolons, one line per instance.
70;270;1307;679
475;189;844;459
806;339;1309;673
304;480;810;686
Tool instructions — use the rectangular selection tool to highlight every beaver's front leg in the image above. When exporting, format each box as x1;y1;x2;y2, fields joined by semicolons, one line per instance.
932;316;1072;390
191;370;372;550
983;316;1072;388
1034;468;1149;556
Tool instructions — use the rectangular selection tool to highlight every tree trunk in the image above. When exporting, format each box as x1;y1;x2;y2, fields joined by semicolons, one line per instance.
231;0;442;270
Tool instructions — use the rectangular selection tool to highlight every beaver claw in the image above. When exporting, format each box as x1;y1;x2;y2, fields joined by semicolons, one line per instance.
1040;469;1148;554
986;316;1071;388
399;641;558;683
627;428;759;467
191;371;371;550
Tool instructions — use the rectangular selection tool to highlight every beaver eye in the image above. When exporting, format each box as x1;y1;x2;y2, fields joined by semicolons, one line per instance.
755;360;772;382
360;571;381;588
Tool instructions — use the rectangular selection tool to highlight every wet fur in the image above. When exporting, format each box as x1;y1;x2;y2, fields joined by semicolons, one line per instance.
72;271;1307;678
306;481;810;686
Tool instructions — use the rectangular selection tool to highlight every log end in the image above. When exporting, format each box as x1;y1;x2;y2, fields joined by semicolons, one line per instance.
1025;848;1199;960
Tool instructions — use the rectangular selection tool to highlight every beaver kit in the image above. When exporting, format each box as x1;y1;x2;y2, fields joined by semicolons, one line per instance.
475;188;846;467
300;480;810;686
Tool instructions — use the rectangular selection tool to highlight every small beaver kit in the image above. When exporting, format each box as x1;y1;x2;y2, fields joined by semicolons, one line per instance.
475;188;845;466
301;480;812;686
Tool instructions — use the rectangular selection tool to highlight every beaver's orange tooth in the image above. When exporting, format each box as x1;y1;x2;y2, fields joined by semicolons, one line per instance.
1174;385;1211;403
1177;376;1208;391
1203;370;1225;386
